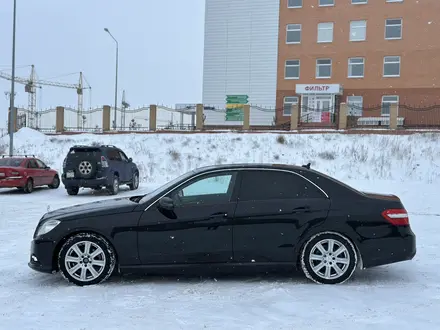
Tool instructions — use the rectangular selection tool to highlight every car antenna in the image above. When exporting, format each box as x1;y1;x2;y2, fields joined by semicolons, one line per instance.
302;163;311;169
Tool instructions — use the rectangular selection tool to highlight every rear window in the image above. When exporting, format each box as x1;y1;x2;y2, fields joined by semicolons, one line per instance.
0;158;23;167
68;147;101;157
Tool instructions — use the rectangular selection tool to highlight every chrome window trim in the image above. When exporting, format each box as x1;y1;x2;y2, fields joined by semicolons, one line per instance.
143;167;329;211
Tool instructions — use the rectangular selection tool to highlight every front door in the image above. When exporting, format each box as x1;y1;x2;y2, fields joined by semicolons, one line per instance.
137;171;239;265
232;170;330;264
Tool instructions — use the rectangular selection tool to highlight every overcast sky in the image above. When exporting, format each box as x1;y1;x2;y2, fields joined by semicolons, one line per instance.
0;0;205;127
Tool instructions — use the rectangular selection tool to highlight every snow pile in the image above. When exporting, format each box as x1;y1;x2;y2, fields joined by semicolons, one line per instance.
2;128;440;185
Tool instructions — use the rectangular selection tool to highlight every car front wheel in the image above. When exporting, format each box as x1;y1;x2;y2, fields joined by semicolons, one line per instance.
300;232;358;285
58;232;116;286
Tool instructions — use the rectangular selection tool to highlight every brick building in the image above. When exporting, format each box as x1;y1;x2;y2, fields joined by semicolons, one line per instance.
276;0;440;124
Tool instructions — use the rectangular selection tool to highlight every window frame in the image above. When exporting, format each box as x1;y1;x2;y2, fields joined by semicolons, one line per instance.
319;0;335;7
316;58;332;79
383;56;401;77
346;96;363;116
288;0;303;8
283;96;299;116
237;169;328;202
349;20;367;42
286;24;302;44
348;57;365;78
284;59;300;79
317;22;334;43
385;18;403;40
166;171;238;207
381;95;399;116
352;0;367;4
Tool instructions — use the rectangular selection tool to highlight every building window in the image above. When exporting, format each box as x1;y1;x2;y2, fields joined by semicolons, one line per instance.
348;57;365;78
288;0;302;7
386;0;403;2
350;20;367;41
286;24;301;44
347;96;363;116
283;97;299;116
285;60;300;79
352;0;367;3
316;59;332;78
319;0;334;6
317;22;334;43
381;95;399;116
385;18;402;39
383;56;401;77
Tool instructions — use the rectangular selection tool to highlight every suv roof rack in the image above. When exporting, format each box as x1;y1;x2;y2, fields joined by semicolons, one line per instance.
1;154;35;158
100;145;118;148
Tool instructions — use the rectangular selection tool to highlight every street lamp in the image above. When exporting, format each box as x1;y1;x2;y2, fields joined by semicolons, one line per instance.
104;28;118;130
9;0;17;156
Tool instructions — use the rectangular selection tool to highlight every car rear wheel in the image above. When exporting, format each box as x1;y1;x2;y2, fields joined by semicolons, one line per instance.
107;175;119;195
49;175;60;189
66;187;79;196
300;232;357;285
58;232;116;286
128;172;139;190
23;178;33;194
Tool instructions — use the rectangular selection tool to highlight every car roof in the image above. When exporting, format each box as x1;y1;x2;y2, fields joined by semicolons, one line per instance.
192;163;308;174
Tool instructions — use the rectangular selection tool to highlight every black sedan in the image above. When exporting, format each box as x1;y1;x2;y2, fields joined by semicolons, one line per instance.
28;163;416;286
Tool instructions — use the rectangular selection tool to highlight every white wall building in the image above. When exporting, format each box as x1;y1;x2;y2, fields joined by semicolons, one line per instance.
202;0;280;126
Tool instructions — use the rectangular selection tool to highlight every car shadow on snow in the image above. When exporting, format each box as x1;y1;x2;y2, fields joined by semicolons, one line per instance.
0;187;51;195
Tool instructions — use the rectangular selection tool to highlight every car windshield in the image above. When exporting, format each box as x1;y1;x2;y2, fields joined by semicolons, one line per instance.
139;169;198;204
0;158;22;167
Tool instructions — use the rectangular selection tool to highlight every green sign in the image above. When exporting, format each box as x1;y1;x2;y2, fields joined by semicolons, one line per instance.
225;95;248;121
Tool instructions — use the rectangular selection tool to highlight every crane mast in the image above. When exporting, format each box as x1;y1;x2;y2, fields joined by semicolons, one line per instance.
0;65;91;129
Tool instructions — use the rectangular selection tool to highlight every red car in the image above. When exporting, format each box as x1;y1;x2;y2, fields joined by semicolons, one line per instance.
0;155;60;193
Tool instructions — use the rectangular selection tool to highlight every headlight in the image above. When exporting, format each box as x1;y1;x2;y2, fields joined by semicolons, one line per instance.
36;219;60;237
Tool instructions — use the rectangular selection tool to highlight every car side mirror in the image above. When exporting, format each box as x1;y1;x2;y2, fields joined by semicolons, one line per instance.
45;166;50;169
158;197;174;210
128;158;132;162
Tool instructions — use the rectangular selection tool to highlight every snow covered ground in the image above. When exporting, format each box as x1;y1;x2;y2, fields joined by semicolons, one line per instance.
0;128;440;329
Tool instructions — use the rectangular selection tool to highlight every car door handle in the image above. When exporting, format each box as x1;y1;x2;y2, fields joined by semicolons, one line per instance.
209;212;228;219
292;206;311;213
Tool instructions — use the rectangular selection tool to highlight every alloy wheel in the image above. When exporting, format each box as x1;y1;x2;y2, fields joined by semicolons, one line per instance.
64;241;106;282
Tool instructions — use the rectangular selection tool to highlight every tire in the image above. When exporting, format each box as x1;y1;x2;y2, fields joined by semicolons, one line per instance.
66;187;79;196
77;159;97;179
48;175;60;189
58;232;116;286
107;175;119;195
128;172;139;190
300;232;358;285
23;178;34;194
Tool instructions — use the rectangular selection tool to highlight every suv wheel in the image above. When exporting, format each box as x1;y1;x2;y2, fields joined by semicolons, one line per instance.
107;175;119;195
128;172;139;190
66;187;79;196
58;232;116;286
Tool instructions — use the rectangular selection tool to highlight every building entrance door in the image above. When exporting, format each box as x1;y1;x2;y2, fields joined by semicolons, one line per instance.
301;95;334;123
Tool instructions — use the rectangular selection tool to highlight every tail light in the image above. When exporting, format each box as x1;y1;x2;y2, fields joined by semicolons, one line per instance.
100;156;109;167
381;208;409;226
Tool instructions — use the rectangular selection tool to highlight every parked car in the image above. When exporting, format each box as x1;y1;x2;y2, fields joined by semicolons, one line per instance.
0;155;60;193
61;144;139;196
28;163;416;286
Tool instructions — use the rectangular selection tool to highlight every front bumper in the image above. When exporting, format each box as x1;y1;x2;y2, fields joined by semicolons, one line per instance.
28;239;57;274
361;232;416;269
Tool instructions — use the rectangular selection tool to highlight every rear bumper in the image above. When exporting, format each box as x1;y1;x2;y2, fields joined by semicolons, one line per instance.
62;175;110;188
0;177;26;188
360;231;416;269
28;239;57;274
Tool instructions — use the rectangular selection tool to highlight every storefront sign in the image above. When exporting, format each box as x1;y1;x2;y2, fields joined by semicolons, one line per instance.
296;84;342;94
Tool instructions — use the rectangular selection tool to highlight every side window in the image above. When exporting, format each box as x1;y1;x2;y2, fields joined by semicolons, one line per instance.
35;159;46;168
27;159;38;168
107;149;121;161
168;172;237;206
239;170;326;201
119;151;128;161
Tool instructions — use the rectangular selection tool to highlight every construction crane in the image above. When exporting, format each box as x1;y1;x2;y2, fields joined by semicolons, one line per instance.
0;65;91;128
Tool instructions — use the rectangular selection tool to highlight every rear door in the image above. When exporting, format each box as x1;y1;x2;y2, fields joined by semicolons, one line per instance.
27;159;42;186
232;169;331;264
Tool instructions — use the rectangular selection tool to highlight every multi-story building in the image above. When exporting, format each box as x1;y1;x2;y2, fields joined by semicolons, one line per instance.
202;0;440;126
278;0;440;124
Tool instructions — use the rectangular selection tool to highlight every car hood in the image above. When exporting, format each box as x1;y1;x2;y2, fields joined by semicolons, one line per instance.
41;197;139;222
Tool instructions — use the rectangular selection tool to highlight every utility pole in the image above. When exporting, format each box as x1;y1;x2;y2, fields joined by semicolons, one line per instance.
9;0;17;156
104;28;119;130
